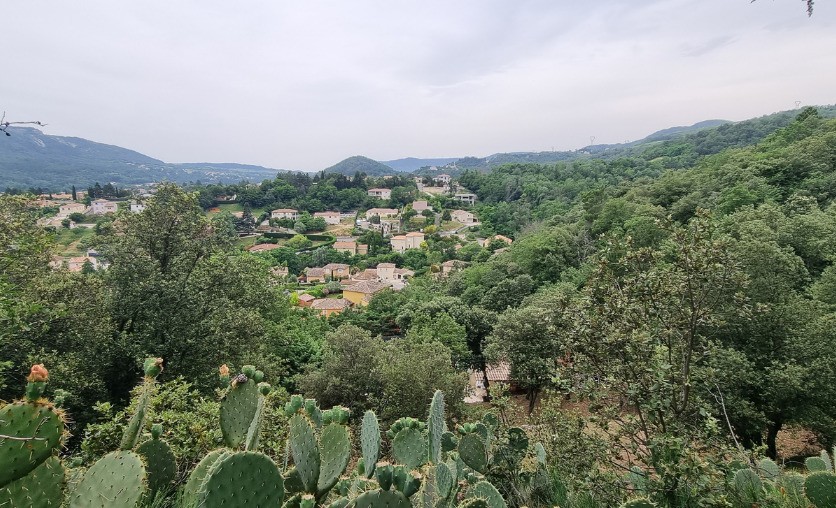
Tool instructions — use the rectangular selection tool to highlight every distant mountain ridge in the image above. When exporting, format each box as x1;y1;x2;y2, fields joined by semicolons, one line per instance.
0;127;283;190
4;106;834;190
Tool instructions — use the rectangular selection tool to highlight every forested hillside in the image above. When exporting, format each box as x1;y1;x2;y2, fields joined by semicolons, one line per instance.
2;107;836;507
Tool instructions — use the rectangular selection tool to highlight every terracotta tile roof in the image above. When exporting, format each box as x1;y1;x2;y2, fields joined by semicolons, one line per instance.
344;280;389;294
306;267;327;277
333;241;357;249
272;208;298;213
377;262;396;268
484;362;511;382
406;232;424;237
323;263;349;271
311;298;352;310
351;269;378;280
298;294;316;302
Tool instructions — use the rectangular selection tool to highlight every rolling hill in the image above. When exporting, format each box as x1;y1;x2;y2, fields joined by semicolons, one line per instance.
0;127;282;190
322;155;398;177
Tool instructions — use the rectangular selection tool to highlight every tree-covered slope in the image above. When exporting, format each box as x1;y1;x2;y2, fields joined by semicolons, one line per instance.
323;155;398;176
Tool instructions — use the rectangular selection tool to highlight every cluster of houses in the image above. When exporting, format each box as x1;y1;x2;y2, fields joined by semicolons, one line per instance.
295;262;416;317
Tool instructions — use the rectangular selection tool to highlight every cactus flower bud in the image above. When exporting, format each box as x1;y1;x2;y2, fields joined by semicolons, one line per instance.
27;364;49;383
258;382;271;396
143;357;163;378
151;423;163;439
253;369;265;383
242;365;256;378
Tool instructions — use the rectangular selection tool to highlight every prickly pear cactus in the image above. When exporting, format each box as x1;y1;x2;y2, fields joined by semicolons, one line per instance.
68;451;148;508
220;368;260;449
0;365;65;488
182;449;230;507
466;481;507;508
352;488;412;508
820;450;833;473
757;458;781;480
0;455;65;508
120;357;163;451
392;427;426;470
289;414;321;493
318;423;351;496
806;456;829;473
135;436;176;495
733;468;763;506
805;472;836;508
777;472;806;504
195;451;284;508
458;433;488;474
361;411;381;479
427;390;445;464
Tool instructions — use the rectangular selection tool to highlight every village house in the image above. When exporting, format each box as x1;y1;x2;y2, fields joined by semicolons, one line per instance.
342;280;390;306
376;263;415;282
454;193;477;206
367;188;392;200
270;265;289;278
450;210;476;224
314;211;341;225
441;259;468;275
305;267;329;283
90;199;118;215
433;174;452;185
66;256;99;272
412;200;433;213
311;298;353;317
366;208;399;218
58;202;87;217
390;231;425;253
130;201;146;213
333;241;368;256
271;208;299;220
466;362;514;403
322;263;351;280
297;293;316;307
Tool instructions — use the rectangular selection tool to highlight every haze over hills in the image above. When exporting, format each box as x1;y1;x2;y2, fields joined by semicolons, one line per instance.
0;127;283;190
3;106;835;190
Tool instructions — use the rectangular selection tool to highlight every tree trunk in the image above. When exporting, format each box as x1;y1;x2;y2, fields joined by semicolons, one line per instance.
480;362;491;402
527;388;539;414
766;421;782;459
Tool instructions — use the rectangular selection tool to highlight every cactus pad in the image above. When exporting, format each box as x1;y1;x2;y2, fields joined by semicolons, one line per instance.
289;414;321;493
284;467;306;495
805;472;836;508
466;481;507;508
756;458;780;480
807;457;829;473
507;427;528;452
441;431;458;453
183;449;229;507
361;411;381;479
427;390;445;464
220;379;259;449
820;450;833;472
0;455;64;508
0;400;65;488
459;433;488;474
68;451;147;508
777;472;806;503
196;451;284;508
318;423;351;496
135;438;176;495
393;427;426;470
732;468;762;505
435;462;454;499
352;488;412;508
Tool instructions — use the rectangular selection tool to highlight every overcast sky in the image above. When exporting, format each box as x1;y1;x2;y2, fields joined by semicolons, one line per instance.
2;1;834;171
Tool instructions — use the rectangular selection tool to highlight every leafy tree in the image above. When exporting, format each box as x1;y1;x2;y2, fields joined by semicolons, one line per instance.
286;234;313;250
